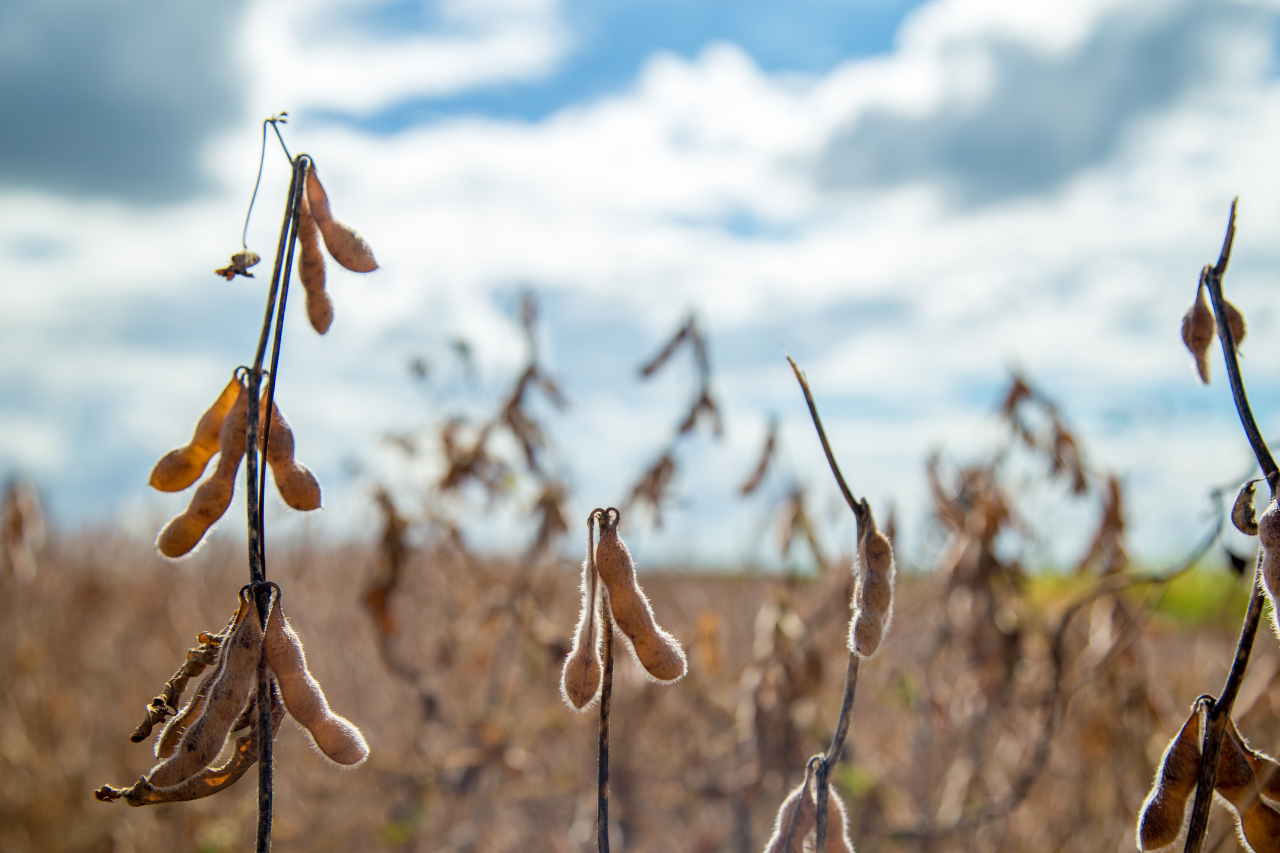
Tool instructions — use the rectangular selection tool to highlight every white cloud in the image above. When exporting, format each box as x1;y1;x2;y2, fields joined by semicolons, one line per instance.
239;0;571;118
5;0;1280;568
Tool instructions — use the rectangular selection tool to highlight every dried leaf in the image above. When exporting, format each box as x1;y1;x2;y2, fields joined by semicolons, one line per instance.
214;250;260;281
740;419;777;496
1233;479;1260;536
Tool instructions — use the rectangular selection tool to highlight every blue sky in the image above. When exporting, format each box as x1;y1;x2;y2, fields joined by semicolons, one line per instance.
3;0;1280;570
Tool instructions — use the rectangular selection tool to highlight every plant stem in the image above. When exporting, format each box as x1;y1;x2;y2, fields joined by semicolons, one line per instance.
787;354;869;851
786;356;868;533
244;153;306;853
1183;198;1277;853
815;653;861;851
598;605;614;853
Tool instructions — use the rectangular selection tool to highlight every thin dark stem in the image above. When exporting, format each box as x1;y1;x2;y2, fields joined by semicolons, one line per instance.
258;156;308;544
254;586;278;853
1183;198;1276;853
786;353;868;851
786;355;868;533
815;653;860;851
246;158;303;586
598;605;614;853
244;150;306;853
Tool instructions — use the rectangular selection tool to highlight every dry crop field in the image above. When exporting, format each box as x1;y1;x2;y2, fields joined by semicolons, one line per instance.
5;123;1280;853
0;528;1275;853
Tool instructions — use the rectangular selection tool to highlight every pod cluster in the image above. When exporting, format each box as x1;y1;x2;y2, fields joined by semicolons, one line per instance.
297;163;378;335
1180;272;1246;384
150;377;322;558
1136;701;1280;853
96;585;367;807
560;507;687;711
763;756;855;853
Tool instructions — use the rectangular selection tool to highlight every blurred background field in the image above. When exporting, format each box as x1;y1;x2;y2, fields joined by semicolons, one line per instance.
2;527;1275;853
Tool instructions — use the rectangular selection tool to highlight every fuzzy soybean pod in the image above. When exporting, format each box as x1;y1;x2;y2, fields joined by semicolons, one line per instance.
156;384;248;559
1136;703;1202;852
149;376;242;492
822;787;856;853
147;589;263;789
1235;480;1261;537
305;164;378;273
297;192;334;334
848;505;895;659
1213;720;1280;853
97;684;286;807
593;507;687;683
260;397;322;511
764;758;820;853
154;651;226;759
1182;277;1215;384
560;524;603;710
1260;500;1280;638
264;593;369;766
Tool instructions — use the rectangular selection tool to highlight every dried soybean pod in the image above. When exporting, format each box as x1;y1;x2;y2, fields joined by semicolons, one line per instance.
297;191;334;334
560;513;603;710
823;786;855;853
146;589;263;788
1136;703;1202;852
155;385;249;558
155;657;223;759
306;163;378;273
97;685;286;807
849;504;895;659
1182;275;1215;384
594;507;687;683
264;592;369;766
149;376;243;492
1223;299;1247;348
261;398;322;511
764;757;820;853
1239;803;1280;853
1260;501;1280;637
1235;480;1261;536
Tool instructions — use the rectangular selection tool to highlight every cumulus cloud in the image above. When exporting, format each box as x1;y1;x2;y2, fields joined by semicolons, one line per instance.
0;0;248;202
5;0;1280;567
817;0;1275;204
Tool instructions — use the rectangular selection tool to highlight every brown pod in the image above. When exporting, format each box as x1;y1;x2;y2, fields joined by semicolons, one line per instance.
764;759;819;853
1137;703;1202;851
147;590;263;788
149;376;243;492
298;192;334;334
97;684;286;807
1181;276;1215;384
594;508;687;683
561;525;603;711
306;164;378;273
823;787;855;853
848;504;895;659
154;652;226;759
1223;299;1247;348
264;592;369;766
1234;480;1260;536
1260;501;1280;636
155;385;249;558
260;397;322;511
1239;803;1280;853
